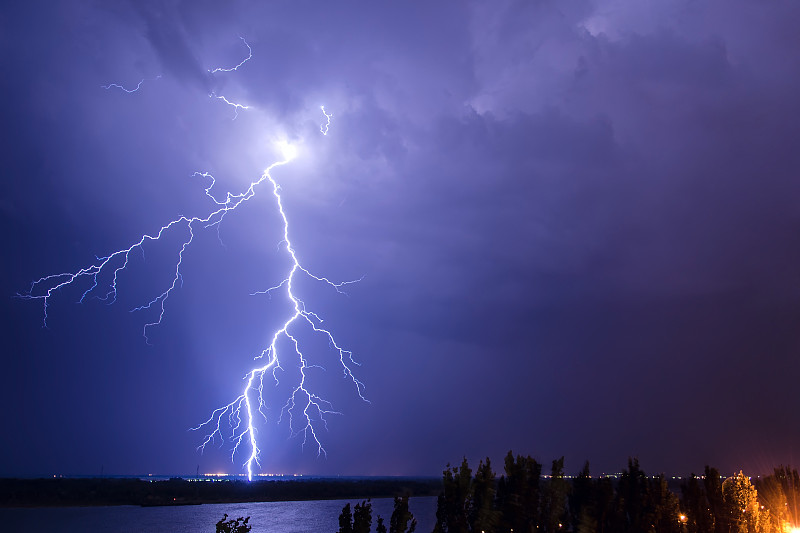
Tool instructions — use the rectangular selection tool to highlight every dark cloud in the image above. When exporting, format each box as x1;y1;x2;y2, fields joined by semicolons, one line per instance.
129;1;213;92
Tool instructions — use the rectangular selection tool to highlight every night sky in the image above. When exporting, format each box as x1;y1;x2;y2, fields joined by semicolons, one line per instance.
3;0;800;479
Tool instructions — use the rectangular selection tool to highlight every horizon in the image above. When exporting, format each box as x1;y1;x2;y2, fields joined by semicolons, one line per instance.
12;458;795;481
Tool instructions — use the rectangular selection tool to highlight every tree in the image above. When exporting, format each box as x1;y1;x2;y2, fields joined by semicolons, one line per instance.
755;473;787;533
594;476;615;533
570;462;598;533
541;456;570;533
433;458;472;533
705;466;725;533
681;473;715;533
496;451;542;532
614;457;650;532
648;474;681;533
376;516;388;533
338;500;373;533
390;495;417;533
722;472;760;533
216;514;251;533
353;500;373;533
769;465;800;526
609;457;681;533
469;459;498;532
338;503;354;533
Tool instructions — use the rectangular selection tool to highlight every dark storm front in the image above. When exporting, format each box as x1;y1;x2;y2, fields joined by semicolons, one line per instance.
0;497;438;533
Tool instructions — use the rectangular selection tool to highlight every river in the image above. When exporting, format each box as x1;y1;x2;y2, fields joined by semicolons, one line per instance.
0;496;438;532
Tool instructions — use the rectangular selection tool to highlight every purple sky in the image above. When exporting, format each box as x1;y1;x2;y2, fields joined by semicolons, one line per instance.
3;0;800;478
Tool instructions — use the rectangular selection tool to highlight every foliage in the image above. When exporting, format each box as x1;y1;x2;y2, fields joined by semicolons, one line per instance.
496;451;542;532
469;459;497;533
353;500;373;533
339;503;354;533
681;473;715;533
337;495;416;533
721;471;760;533
433;457;473;533
764;465;800;525
542;456;570;533
390;495;418;533
756;473;787;533
215;514;251;533
328;455;800;533
432;454;693;533
338;499;375;533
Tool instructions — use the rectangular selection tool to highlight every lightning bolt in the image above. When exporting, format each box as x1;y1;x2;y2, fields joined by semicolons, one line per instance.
209;93;250;119
19;136;366;479
19;31;367;481
209;36;253;73
101;75;162;93
320;105;333;135
208;38;253;119
102;79;145;93
193;142;367;480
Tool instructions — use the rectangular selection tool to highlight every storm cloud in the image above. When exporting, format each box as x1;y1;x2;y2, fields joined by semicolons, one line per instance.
2;0;800;477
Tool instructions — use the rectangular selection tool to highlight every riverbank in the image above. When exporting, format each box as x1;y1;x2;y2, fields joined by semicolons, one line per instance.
0;477;442;507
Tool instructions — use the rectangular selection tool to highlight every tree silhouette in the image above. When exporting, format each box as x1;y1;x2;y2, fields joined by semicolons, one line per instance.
542;456;569;533
390;495;417;533
338;503;354;533
353;500;373;533
497;451;542;532
433;458;472;533
215;514;251;533
469;459;498;532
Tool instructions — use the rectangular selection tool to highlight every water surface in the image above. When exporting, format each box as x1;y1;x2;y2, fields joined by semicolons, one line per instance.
1;496;437;532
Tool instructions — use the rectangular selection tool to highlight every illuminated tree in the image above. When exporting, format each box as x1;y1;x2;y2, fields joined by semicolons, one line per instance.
722;471;760;533
755;473;787;533
770;465;800;526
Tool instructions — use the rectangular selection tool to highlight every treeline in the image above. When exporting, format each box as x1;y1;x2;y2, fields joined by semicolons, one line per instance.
337;495;418;533
429;451;800;533
0;477;441;507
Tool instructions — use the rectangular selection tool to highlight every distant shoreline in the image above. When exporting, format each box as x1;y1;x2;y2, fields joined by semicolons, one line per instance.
0;477;442;508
